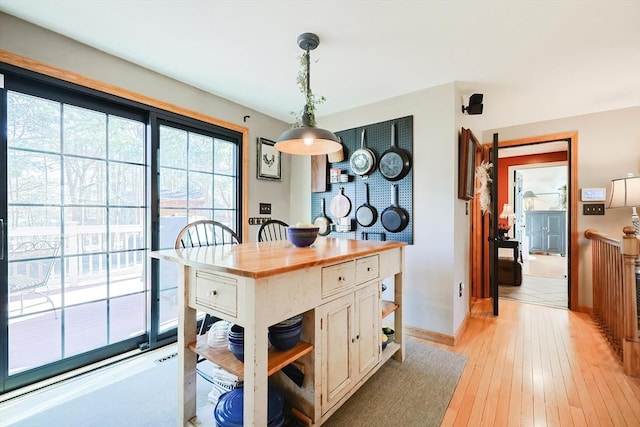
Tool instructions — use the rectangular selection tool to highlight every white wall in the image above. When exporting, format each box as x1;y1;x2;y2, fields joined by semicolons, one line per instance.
484;106;640;307
291;82;472;337
0;12;291;242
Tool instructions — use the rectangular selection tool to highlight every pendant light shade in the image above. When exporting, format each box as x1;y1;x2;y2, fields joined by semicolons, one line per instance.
275;33;342;156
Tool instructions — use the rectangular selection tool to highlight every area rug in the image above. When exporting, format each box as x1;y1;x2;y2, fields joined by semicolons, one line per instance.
323;340;467;427
7;341;466;427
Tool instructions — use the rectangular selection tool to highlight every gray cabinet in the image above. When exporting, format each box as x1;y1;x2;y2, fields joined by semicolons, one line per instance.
525;210;566;255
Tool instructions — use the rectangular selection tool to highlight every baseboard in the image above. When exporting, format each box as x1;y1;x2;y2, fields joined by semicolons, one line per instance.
454;312;471;344
578;305;593;315
406;325;455;346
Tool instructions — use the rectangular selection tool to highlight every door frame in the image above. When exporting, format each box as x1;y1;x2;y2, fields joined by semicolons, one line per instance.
472;131;579;311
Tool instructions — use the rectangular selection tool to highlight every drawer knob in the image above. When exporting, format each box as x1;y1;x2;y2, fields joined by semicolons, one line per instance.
338;276;343;281
367;267;371;272
209;290;218;297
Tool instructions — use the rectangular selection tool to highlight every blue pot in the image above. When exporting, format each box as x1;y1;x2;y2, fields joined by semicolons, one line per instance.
214;387;284;427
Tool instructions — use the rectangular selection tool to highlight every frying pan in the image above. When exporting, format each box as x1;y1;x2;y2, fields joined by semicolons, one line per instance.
349;129;376;177
379;123;411;181
381;184;409;233
330;187;351;218
313;198;332;236
356;182;377;227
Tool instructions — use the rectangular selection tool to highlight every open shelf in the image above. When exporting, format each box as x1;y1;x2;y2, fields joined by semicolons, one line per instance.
188;335;313;378
381;300;399;319
381;341;401;364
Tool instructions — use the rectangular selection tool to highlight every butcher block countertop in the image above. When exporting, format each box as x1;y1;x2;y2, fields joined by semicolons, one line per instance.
151;237;406;279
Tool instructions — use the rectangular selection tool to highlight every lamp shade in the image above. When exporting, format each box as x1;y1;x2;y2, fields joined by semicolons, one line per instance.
499;203;514;218
275;126;342;156
607;174;640;208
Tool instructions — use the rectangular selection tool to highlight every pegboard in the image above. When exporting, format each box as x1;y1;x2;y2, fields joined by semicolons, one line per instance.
311;116;413;245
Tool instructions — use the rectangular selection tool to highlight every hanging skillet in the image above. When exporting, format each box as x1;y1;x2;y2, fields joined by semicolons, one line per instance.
379;123;411;181
349;129;376;178
313;198;332;236
381;184;409;233
356;182;377;227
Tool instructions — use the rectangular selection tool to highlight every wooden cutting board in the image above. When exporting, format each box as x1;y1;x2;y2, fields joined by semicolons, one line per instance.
311;154;327;192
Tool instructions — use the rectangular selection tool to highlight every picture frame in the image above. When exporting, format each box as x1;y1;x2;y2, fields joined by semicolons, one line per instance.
458;127;478;200
257;137;281;181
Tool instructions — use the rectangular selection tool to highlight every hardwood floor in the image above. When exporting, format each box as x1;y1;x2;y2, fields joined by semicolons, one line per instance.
414;298;640;427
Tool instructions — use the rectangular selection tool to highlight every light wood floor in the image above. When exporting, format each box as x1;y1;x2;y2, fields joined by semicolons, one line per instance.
415;298;640;427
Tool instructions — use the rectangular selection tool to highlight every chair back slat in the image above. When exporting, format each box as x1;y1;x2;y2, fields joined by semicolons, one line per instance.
257;220;289;242
175;220;240;249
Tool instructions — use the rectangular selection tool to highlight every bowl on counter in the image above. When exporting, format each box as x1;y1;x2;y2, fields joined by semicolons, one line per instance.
287;227;319;248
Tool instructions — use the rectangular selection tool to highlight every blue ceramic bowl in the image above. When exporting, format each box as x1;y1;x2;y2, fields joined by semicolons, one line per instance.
287;227;319;248
268;327;302;351
268;320;302;333
228;342;244;362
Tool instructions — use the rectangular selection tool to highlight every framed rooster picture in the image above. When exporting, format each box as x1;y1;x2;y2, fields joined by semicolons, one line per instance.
257;137;281;181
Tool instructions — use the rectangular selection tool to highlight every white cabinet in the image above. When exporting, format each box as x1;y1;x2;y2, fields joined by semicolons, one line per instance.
320;281;380;415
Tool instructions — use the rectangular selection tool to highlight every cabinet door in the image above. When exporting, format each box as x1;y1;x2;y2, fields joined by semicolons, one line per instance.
545;212;565;254
321;293;355;414
526;212;545;253
355;282;380;378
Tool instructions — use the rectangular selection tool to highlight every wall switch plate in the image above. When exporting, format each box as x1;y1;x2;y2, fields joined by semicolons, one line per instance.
259;203;271;215
583;203;605;215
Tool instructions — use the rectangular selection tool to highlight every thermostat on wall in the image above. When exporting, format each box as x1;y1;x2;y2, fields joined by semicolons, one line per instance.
581;187;607;202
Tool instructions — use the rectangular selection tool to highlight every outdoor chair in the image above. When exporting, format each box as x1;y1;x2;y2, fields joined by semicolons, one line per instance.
8;241;59;315
257;219;289;242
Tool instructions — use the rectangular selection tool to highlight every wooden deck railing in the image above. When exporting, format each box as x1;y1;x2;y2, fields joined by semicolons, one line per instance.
585;226;640;376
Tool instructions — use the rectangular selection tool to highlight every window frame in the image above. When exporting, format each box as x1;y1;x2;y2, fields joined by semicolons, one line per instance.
0;56;247;394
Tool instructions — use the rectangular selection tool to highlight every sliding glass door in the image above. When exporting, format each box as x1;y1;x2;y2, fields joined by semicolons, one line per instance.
156;121;239;336
3;87;150;387
0;68;243;393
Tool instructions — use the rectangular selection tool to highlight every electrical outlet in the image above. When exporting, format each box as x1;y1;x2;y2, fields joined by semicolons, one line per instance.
583;203;605;215
459;282;464;297
259;203;271;215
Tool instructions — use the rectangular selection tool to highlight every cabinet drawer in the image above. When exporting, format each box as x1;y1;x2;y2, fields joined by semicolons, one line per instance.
194;271;237;316
322;261;355;298
356;255;379;284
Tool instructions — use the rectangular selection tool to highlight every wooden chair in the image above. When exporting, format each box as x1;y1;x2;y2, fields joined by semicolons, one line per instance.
174;220;240;333
174;220;241;383
175;219;240;249
257;219;289;242
9;241;59;315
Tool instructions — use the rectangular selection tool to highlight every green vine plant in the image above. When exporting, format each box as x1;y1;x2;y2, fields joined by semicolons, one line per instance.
290;52;326;127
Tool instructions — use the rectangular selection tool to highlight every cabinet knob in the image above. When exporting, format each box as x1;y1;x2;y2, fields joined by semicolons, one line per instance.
338;276;343;281
209;290;218;297
367;267;371;272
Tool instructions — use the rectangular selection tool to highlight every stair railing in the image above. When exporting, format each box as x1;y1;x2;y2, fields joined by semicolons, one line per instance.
585;226;639;377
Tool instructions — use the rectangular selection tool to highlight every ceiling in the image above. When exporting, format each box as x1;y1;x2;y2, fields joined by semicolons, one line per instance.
1;1;639;131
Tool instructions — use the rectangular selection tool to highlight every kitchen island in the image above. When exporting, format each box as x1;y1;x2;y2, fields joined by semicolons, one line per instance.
151;237;405;426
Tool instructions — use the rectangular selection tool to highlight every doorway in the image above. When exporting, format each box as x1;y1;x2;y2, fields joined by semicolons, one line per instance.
498;162;569;309
471;132;579;312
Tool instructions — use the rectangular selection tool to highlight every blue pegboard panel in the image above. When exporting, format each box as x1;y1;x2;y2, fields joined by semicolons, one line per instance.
311;116;413;244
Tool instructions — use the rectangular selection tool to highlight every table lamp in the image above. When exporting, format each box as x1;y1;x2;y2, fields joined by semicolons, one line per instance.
607;173;640;236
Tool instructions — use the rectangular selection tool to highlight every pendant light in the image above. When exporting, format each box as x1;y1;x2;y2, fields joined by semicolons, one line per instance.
275;33;342;156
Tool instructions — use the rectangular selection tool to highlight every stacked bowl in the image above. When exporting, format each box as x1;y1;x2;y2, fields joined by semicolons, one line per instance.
227;324;244;362
268;314;303;351
214;386;285;427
